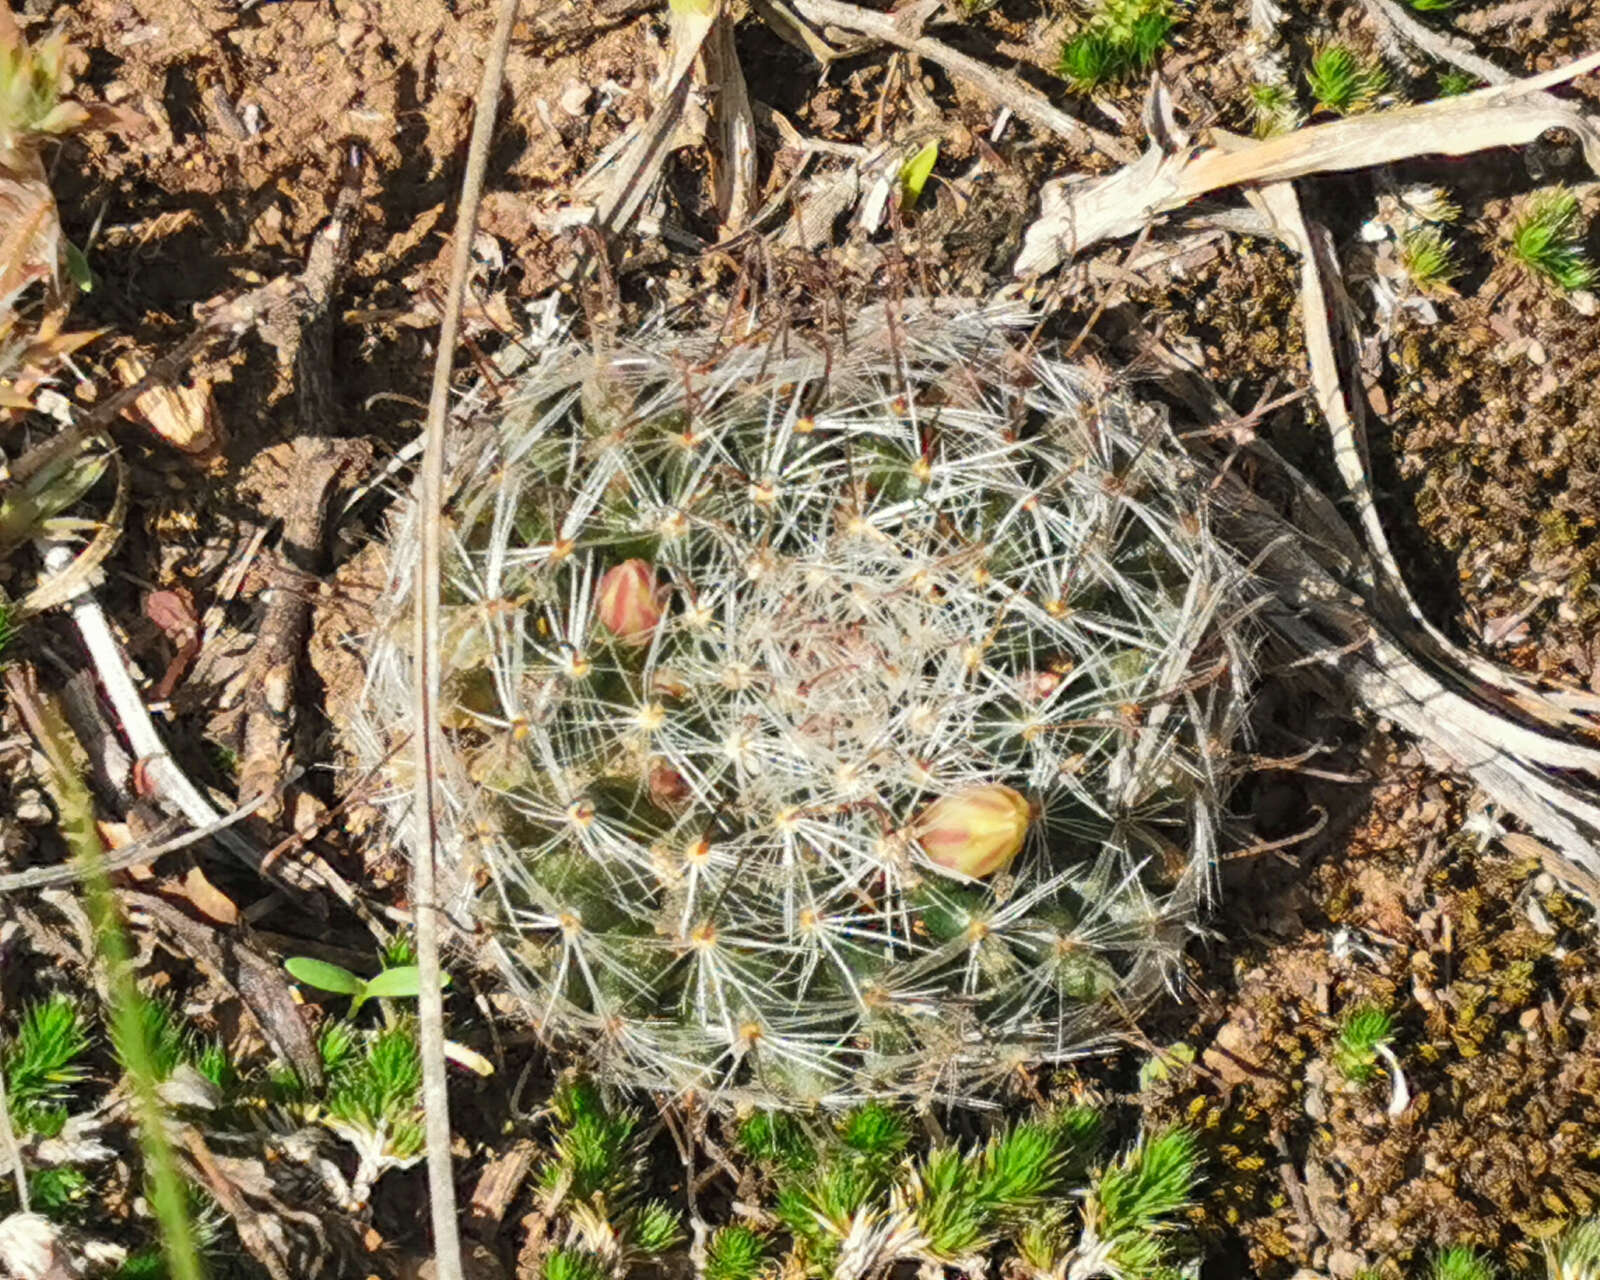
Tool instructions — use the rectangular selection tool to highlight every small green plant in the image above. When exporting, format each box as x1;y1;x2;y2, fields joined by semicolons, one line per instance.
112;994;188;1083
745;1101;1186;1277
1248;80;1302;136
0;29;95;151
899;139;939;211
1058;0;1176;90
27;1164;90;1214
532;1078;684;1269
706;1225;772;1280
108;993;231;1093
1332;1003;1395;1084
1433;1245;1496;1280
1400;225;1461;292
318;1019;426;1204
1305;43;1389;115
1437;69;1483;96
738;1111;816;1172
113;1250;168;1280
540;1077;643;1202
2;994;90;1136
283;954;447;1018
837;1101;911;1163
1075;1132;1203;1273
1548;1218;1600;1280
1407;0;1455;11
1508;187;1598;291
380;932;418;969
543;1248;611;1280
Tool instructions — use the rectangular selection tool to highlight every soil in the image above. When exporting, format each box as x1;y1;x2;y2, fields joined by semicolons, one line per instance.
5;0;1600;1275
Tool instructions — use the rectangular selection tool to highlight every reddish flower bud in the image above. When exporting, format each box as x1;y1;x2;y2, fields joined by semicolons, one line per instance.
597;559;663;645
913;784;1031;879
648;759;692;810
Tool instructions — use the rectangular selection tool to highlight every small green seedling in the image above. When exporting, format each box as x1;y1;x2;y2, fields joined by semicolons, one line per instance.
1508;187;1598;292
1407;0;1454;11
1400;225;1461;293
543;1249;610;1280
1331;1003;1395;1084
1433;1245;1496;1280
705;1225;772;1280
899;140;940;211
2;995;91;1136
1248;81;1301;136
1436;69;1483;96
1305;43;1389;115
284;957;448;1018
1139;1041;1197;1089
62;240;94;293
1058;0;1175;91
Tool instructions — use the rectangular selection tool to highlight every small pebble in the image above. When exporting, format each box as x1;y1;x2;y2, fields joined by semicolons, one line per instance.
14;788;52;825
558;80;591;116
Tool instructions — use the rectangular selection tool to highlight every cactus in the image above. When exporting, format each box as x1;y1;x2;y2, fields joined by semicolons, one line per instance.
359;305;1254;1105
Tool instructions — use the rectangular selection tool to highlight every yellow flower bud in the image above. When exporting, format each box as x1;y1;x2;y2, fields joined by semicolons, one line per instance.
596;559;663;645
912;784;1031;879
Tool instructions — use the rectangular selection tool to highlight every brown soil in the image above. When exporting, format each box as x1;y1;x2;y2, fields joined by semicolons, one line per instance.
1147;746;1600;1276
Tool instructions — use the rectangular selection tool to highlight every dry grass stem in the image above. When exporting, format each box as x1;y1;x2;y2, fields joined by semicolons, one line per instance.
411;1;522;1277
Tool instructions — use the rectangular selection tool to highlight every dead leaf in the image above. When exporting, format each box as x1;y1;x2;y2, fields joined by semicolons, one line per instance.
178;864;240;925
114;353;224;463
144;587;202;699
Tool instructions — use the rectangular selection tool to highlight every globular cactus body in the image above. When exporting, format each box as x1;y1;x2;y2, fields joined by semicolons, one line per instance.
360;305;1253;1106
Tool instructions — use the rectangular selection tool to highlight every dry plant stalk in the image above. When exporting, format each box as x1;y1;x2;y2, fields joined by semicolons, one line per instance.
1015;50;1600;275
410;1;522;1277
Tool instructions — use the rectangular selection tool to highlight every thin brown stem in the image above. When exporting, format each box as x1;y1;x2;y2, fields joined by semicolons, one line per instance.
411;2;521;1278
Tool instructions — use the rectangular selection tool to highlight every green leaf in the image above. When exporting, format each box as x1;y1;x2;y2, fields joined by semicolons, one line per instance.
63;240;94;293
362;965;434;1000
284;957;366;996
899;140;940;210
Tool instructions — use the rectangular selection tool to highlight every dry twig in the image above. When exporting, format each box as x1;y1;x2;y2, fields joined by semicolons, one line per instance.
412;2;522;1277
1360;0;1514;85
232;162;369;824
785;0;1136;161
1015;50;1600;274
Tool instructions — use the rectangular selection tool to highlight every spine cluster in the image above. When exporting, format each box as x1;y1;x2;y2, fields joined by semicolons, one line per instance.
360;305;1255;1105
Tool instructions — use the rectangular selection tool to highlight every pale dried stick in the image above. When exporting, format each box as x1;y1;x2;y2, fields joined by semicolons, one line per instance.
412;2;521;1278
1361;0;1513;85
0;1068;24;1210
39;544;271;871
33;542;389;934
0;785;300;894
1015;48;1600;273
785;0;1136;161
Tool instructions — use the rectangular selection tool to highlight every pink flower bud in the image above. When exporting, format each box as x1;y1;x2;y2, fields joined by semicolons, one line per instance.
913;784;1031;879
597;559;663;645
648;759;691;810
